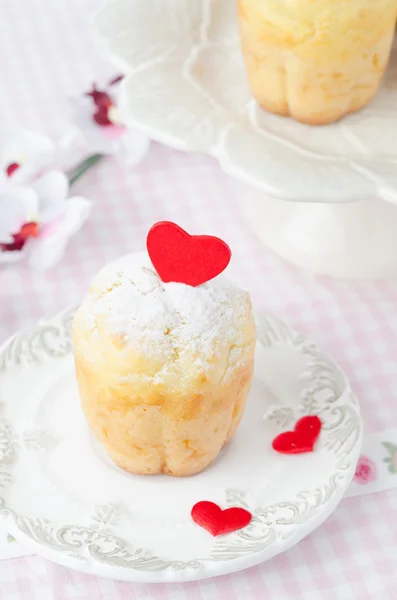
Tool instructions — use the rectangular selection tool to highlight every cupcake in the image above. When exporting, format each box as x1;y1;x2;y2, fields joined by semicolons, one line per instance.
238;0;397;125
73;224;256;476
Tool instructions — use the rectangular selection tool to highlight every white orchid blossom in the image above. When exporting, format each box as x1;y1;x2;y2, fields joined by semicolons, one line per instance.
0;130;56;185
72;76;150;166
0;76;147;270
0;131;92;270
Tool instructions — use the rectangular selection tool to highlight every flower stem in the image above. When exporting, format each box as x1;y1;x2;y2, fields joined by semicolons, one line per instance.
68;153;104;186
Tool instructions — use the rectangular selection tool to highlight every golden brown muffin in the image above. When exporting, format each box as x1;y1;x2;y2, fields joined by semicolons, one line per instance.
238;0;397;125
73;252;256;476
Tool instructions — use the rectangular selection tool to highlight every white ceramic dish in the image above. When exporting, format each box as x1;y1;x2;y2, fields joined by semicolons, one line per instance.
0;308;362;582
92;0;397;204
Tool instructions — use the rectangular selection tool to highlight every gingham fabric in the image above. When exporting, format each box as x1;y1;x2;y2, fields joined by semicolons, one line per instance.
0;0;396;598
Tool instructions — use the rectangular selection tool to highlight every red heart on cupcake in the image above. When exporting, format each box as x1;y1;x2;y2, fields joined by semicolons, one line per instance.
191;501;252;537
272;416;322;454
147;222;231;287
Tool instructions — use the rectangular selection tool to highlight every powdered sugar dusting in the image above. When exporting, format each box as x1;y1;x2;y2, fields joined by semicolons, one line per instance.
79;252;253;367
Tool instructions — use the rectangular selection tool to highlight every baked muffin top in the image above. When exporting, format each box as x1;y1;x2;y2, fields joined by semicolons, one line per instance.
73;252;255;384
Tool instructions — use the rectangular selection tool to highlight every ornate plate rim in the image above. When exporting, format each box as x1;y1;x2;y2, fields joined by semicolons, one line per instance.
0;307;363;582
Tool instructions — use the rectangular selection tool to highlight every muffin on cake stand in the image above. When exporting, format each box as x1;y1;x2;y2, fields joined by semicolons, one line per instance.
92;0;397;277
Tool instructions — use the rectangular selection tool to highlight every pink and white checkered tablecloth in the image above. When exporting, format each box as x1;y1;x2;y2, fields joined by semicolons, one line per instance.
1;0;397;598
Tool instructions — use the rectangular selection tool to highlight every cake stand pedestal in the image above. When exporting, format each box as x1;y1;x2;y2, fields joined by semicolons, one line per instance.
234;183;397;278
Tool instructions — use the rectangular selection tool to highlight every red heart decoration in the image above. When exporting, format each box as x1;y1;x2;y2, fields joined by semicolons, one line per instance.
272;416;322;454
146;222;231;287
191;501;252;537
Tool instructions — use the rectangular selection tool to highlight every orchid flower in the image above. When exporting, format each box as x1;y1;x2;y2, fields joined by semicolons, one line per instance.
0;130;55;185
0;131;92;270
72;75;150;166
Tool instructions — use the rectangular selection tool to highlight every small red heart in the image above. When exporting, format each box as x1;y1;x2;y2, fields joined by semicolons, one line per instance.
191;501;252;537
272;416;322;454
147;222;231;287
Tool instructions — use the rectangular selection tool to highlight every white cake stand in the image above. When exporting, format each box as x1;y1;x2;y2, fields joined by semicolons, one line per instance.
92;0;397;278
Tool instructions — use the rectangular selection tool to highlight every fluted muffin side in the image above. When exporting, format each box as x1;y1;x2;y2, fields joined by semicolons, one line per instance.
238;0;397;124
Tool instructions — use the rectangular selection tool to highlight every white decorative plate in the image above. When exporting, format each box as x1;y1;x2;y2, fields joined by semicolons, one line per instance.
0;308;362;582
92;0;397;203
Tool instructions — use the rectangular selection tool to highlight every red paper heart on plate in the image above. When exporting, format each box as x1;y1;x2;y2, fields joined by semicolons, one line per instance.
147;222;231;287
272;416;322;454
191;501;252;537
